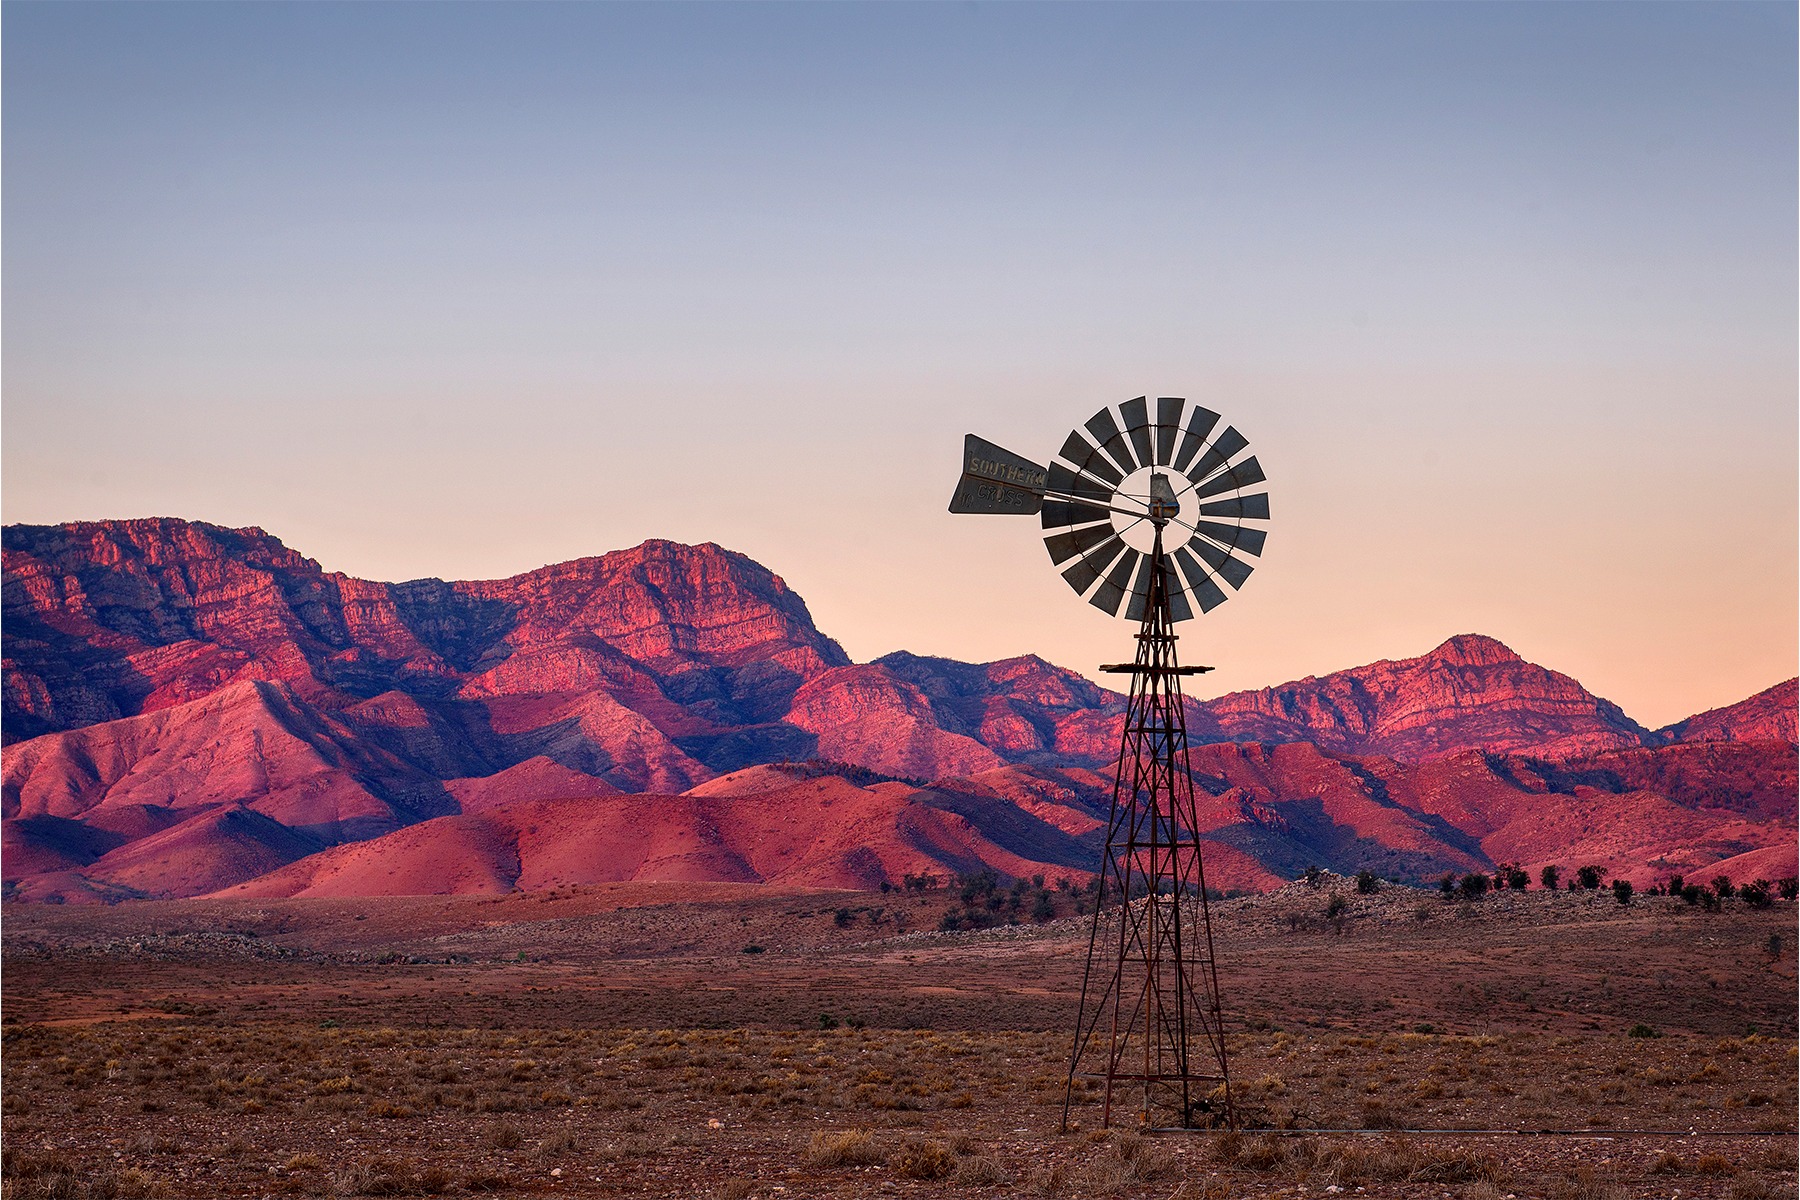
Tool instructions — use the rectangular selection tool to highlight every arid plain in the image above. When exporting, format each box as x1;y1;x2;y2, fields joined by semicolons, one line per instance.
5;875;1795;1199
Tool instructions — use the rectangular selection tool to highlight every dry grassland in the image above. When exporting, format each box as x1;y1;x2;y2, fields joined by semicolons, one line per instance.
4;883;1795;1199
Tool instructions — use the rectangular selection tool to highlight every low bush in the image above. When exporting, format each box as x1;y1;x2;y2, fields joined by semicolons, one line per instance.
805;1129;884;1168
889;1139;956;1180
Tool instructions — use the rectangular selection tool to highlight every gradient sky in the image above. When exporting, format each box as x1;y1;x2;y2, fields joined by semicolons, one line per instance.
5;2;1795;728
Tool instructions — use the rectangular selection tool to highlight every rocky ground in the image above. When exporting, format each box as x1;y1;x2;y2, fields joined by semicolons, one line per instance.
3;879;1796;1199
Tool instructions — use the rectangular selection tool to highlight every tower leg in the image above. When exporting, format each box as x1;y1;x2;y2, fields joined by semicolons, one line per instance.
1061;533;1234;1132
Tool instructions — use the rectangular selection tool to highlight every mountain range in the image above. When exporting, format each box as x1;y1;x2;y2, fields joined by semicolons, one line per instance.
3;518;1793;903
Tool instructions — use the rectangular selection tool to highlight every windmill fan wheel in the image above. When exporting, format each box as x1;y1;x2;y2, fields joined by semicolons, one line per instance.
1040;396;1269;622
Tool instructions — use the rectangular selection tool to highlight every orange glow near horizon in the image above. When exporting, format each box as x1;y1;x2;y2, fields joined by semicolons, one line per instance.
4;5;1793;731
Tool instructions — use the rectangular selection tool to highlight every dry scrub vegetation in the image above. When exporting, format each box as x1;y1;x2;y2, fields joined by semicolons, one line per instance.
3;1022;1793;1199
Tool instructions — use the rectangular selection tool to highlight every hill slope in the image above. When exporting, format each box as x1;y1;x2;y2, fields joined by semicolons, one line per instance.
3;519;1793;902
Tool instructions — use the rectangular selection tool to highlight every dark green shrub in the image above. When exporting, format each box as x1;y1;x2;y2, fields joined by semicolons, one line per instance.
1325;895;1348;918
1710;875;1735;899
1539;865;1561;890
1576;865;1605;890
741;944;765;955
1355;870;1379;894
1627;1023;1660;1038
1779;877;1799;901
1611;879;1633;905
1740;879;1772;909
1680;883;1703;906
1458;873;1489;899
1303;865;1323;888
1668;873;1684;895
1505;865;1528;890
1439;873;1457;897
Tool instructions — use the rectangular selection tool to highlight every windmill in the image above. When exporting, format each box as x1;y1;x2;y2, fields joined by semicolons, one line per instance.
947;396;1269;1131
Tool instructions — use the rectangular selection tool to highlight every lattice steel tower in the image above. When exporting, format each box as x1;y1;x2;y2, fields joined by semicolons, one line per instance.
947;395;1269;1131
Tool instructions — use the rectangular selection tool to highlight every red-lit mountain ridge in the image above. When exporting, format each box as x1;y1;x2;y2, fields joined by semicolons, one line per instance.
3;519;1793;902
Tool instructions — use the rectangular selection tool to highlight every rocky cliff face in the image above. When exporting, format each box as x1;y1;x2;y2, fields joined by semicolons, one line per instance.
1188;634;1655;761
3;520;849;742
3;520;1792;903
1657;679;1798;746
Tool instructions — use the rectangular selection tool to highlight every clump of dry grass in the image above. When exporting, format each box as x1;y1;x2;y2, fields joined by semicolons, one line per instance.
804;1128;883;1167
1298;1135;1506;1187
1546;1166;1628;1200
329;1156;451;1197
952;1155;1012;1185
1728;1178;1777;1200
888;1137;957;1180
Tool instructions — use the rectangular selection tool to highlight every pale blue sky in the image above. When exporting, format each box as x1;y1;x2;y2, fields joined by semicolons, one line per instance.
5;2;1795;725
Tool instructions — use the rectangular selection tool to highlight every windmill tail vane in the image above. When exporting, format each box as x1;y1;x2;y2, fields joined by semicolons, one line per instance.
948;395;1267;1131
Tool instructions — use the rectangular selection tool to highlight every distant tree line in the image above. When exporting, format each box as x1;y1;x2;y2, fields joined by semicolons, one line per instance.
1430;863;1798;909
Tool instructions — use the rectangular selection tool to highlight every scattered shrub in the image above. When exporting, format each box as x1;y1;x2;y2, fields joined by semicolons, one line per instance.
1611;879;1633;905
1626;1024;1659;1038
1711;875;1735;900
1325;895;1348;919
1729;1176;1777;1200
1439;873;1457;897
1695;1152;1736;1176
1540;864;1561;890
1575;865;1605;890
805;1129;883;1168
1740;879;1772;909
1355;870;1379;894
889;1139;956;1180
1459;873;1490;899
953;1156;1012;1186
1777;877;1798;901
